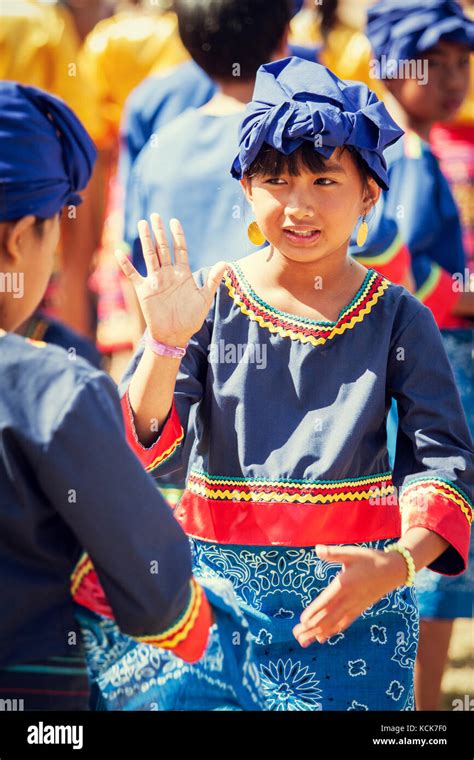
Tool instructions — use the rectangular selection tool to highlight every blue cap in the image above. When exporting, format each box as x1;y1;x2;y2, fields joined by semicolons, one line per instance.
230;57;404;190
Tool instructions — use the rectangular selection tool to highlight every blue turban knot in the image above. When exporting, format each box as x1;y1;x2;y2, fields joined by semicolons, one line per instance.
0;82;97;222
230;57;404;191
367;0;474;66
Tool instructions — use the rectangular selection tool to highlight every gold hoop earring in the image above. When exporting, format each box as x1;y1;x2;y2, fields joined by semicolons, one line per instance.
356;215;368;247
247;221;266;246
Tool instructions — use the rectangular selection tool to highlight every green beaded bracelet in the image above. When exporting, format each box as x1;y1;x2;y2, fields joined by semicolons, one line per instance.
384;543;416;587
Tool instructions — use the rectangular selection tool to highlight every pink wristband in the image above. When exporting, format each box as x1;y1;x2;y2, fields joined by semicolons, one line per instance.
145;329;189;359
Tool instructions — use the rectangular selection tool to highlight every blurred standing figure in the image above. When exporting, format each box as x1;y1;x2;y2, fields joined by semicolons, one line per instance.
124;0;293;274
362;0;474;711
0;0;110;339
80;0;190;372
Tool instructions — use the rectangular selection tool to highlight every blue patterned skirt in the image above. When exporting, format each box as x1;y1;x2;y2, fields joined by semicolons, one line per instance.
77;538;418;711
76;576;265;711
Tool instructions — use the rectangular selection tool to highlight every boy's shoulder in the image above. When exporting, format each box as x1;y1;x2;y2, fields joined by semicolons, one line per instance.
142;108;208;152
138;106;240;166
127;61;211;117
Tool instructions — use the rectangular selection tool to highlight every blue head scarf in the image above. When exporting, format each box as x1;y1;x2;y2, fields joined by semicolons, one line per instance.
0;82;97;221
367;0;474;68
292;0;304;16
230;57;404;190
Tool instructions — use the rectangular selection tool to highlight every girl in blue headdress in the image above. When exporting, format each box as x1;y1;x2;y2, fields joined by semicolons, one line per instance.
76;56;473;712
0;82;264;712
360;0;474;710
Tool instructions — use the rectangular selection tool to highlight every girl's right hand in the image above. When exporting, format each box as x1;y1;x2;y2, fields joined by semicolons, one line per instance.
115;213;228;347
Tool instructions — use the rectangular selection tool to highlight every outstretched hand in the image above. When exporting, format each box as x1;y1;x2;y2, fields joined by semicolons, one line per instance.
115;213;228;347
292;544;407;646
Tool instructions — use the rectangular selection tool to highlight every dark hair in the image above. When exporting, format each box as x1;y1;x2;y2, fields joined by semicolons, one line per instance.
318;0;339;40
245;141;373;190
33;216;47;236
174;0;292;80
3;216;50;237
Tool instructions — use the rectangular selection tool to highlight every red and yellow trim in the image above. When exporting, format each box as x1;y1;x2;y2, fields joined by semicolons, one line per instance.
175;469;401;546
400;478;472;525
187;468;395;504
71;553;115;619
225;264;390;346
71;553;94;598
71;555;211;663
121;391;184;472
134;578;203;649
400;478;472;575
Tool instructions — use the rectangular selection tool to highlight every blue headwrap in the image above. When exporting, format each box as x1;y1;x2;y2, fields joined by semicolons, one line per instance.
0;82;97;221
292;0;304;16
367;0;474;67
230;57;404;191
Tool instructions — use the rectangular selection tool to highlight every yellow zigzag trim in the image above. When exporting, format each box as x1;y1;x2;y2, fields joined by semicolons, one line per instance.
135;580;203;648
189;484;395;503
225;270;389;345
402;480;472;508
230;264;381;329
231;265;383;326
70;554;93;596
401;483;472;524
145;427;184;472
71;563;203;649
190;472;393;489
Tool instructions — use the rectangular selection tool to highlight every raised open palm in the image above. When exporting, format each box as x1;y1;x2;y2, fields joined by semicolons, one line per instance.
115;214;228;347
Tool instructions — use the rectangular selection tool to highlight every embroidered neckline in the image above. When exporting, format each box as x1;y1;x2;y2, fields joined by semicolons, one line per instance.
224;261;390;346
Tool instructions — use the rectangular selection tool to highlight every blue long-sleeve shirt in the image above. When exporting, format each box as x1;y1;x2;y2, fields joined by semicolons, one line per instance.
0;332;201;667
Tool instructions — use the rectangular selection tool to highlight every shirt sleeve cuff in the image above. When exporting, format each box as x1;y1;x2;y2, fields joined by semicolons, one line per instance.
133;579;212;663
71;556;212;663
120;389;184;472
399;478;473;576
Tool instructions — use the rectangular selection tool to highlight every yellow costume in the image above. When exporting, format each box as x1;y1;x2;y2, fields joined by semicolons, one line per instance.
290;9;385;99
0;0;107;145
79;10;188;140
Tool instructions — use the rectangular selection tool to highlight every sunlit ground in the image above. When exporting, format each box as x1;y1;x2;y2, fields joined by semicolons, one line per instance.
441;618;473;711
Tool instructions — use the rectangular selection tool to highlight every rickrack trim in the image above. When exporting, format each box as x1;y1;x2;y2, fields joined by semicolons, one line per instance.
400;477;473;524
144;430;184;473
71;557;204;650
187;468;395;504
122;390;184;473
134;578;203;649
70;552;93;597
224;262;389;345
